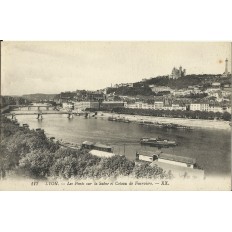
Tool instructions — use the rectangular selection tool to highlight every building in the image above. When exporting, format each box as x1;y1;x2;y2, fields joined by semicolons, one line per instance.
212;82;221;88
154;101;164;109
125;103;137;109
106;94;115;101
136;151;196;169
171;104;186;111
89;150;115;158
223;83;231;90
82;141;95;149
62;102;74;110
93;142;113;152
150;160;204;179
208;105;223;113
126;101;186;111
190;103;225;113
127;83;134;87
74;101;99;111
157;152;196;168
151;85;173;94
162;106;173;110
136;151;156;162
82;141;115;158
190;103;210;111
172;89;187;96
222;58;230;77
125;102;151;110
86;91;105;101
114;83;134;88
100;101;125;110
169;66;186;79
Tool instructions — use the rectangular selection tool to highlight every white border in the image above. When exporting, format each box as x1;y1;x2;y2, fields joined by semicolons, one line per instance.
0;1;231;232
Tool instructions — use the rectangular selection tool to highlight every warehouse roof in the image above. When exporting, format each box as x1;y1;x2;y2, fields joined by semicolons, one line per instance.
89;150;115;158
94;142;112;149
159;152;196;165
82;141;94;146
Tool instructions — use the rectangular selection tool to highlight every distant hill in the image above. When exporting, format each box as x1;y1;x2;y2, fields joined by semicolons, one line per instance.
145;74;231;89
22;93;57;101
107;74;231;96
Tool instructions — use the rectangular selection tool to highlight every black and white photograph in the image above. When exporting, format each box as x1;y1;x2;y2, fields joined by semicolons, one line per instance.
0;41;231;190
1;1;232;232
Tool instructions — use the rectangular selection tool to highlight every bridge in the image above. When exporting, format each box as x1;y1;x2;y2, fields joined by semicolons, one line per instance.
1;104;91;119
13;105;56;111
6;111;75;120
0;104;57;113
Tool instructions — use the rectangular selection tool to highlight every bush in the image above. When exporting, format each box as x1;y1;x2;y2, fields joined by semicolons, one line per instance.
1;115;169;180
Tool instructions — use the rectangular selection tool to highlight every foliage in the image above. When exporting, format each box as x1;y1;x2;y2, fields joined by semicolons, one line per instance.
132;163;167;179
0;116;169;180
19;151;54;178
222;112;231;121
107;86;155;96
112;107;231;121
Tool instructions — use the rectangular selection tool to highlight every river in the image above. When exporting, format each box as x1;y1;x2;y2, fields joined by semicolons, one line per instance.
12;109;231;178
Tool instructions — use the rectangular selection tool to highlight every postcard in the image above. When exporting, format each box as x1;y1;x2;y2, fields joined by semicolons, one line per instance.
0;41;231;190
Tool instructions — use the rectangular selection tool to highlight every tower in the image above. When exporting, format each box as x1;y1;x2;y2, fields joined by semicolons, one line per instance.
225;58;228;75
179;66;182;78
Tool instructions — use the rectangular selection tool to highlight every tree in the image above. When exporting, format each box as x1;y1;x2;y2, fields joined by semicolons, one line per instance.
19;151;54;178
222;112;231;121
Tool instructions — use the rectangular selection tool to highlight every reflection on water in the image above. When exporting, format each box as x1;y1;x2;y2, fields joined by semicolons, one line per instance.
14;113;231;177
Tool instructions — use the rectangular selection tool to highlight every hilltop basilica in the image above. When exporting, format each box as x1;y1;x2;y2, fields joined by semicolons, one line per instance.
169;66;186;79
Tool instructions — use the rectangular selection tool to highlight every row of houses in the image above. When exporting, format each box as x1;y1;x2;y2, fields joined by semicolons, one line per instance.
125;101;186;111
62;100;231;113
62;101;126;111
189;103;231;113
150;83;231;100
113;83;134;88
125;101;231;113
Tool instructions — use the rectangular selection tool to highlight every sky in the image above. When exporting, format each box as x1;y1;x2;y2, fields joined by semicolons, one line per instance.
1;41;231;95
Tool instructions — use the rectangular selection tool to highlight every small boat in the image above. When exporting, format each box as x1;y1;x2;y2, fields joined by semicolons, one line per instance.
23;123;29;127
140;137;177;147
81;141;113;153
116;118;124;122
108;116;116;121
123;119;131;123
139;121;154;126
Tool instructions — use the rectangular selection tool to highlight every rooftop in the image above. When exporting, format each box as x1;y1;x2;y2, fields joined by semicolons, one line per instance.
158;152;196;165
137;151;157;157
82;141;94;146
94;142;112;149
89;150;115;158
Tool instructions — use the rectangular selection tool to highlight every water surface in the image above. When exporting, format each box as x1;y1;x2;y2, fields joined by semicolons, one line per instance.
14;112;231;177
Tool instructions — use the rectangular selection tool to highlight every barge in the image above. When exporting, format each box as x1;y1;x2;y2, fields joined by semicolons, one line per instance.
140;137;177;147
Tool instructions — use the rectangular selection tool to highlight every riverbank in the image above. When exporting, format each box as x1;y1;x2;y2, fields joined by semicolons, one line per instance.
8;108;231;130
9;113;231;177
101;112;231;130
0;116;172;181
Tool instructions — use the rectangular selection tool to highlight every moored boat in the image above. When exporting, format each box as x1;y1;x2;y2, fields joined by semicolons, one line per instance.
140;137;177;147
108;116;116;121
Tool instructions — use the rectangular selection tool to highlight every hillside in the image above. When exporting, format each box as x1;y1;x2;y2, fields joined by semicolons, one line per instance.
22;93;57;101
107;74;231;96
145;74;231;89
